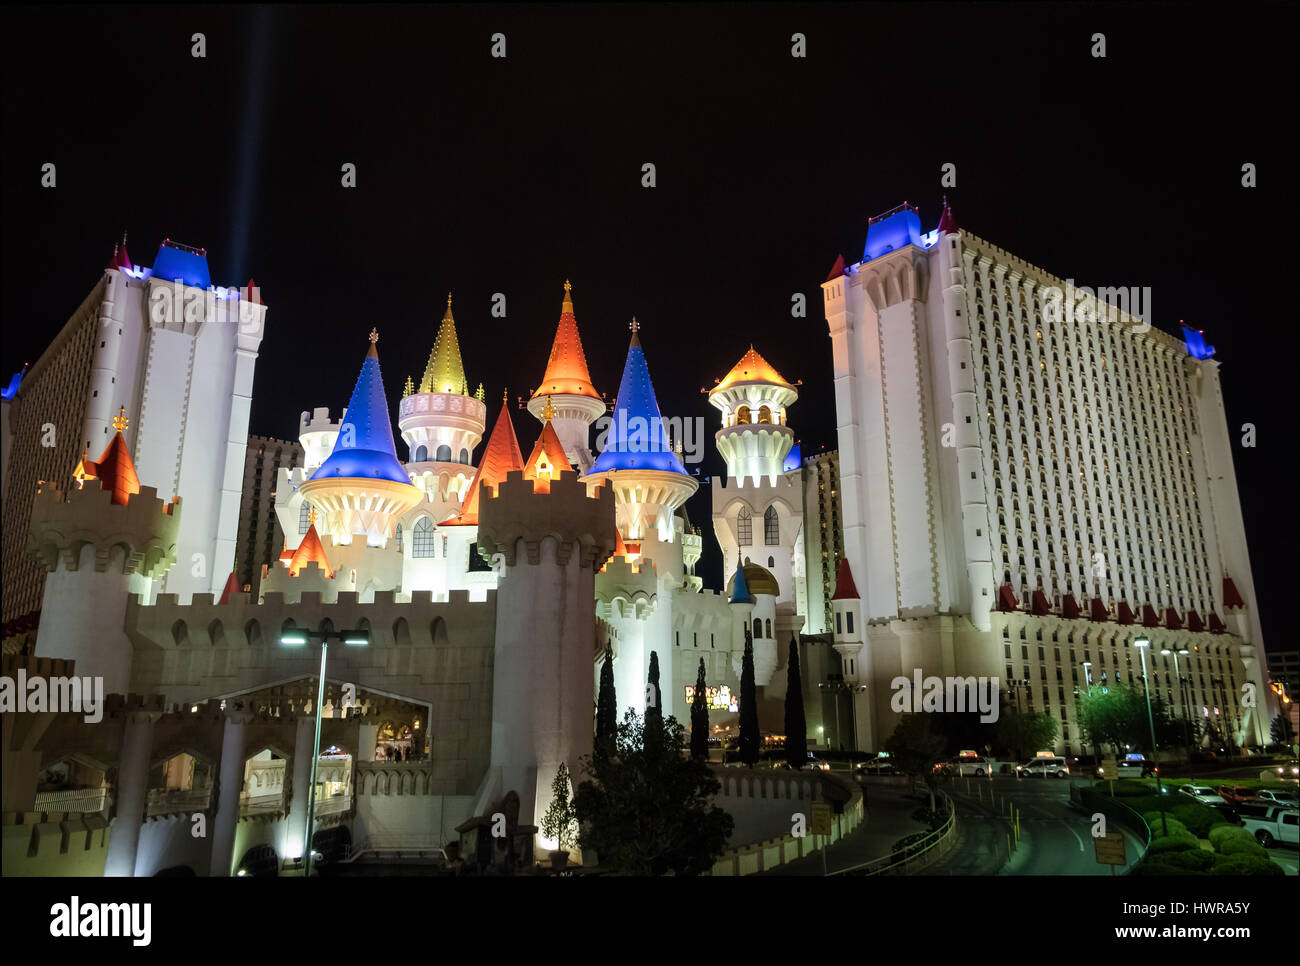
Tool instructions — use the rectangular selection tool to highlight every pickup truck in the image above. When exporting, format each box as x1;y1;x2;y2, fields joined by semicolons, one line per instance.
1237;803;1300;848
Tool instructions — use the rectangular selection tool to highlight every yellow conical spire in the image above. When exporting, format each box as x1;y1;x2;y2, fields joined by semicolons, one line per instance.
419;292;469;395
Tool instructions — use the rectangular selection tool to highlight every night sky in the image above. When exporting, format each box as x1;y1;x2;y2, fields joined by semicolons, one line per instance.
2;4;1294;649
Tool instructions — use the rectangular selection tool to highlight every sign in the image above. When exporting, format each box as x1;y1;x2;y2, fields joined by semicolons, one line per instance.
684;684;738;713
1094;832;1127;866
1035;750;1056;758
1100;758;1119;778
810;803;832;836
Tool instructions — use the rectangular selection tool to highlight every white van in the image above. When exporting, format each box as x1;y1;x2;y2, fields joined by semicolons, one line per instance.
1018;757;1069;778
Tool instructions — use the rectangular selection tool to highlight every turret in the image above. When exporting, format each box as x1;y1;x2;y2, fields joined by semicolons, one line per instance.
527;281;606;473
27;409;181;693
708;346;798;485
725;559;779;686
471;468;616;855
829;558;863;682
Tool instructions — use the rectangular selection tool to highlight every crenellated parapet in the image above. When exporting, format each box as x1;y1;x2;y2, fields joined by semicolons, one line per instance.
27;480;180;580
595;555;659;620
477;469;616;569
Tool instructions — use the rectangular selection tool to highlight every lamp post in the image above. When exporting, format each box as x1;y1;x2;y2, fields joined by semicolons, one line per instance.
820;675;848;751
1162;648;1192;753
1134;637;1168;835
279;625;370;876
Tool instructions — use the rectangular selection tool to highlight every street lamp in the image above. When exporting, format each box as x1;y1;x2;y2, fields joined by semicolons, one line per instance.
1134;637;1168;835
1161;647;1192;753
279;624;370;876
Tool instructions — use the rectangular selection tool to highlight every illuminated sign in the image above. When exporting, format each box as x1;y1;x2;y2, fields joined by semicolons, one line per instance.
1035;751;1056;758
685;684;738;713
958;750;979;759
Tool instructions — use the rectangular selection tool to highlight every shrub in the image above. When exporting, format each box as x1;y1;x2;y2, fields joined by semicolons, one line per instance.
1106;781;1158;797
1161;849;1216;872
1210;854;1285;876
1143;813;1189;838
1170;804;1228;837
1146;834;1201;854
1208;825;1266;858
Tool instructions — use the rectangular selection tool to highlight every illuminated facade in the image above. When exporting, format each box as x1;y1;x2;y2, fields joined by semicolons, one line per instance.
823;201;1270;753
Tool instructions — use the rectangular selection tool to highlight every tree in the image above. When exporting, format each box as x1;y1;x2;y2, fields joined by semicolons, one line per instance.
690;659;709;760
1271;713;1296;746
596;643;617;758
540;761;578;853
573;709;734;875
645;651;664;748
783;637;807;768
884;714;947;812
738;627;759;767
1076;682;1177;756
996;707;1059;761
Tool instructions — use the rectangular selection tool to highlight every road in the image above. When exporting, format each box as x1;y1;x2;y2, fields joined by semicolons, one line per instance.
924;775;1143;875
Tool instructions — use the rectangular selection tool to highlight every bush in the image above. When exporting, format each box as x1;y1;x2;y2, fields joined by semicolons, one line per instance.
1170;804;1228;837
1210;854;1285;876
1143;813;1189;838
1161;849;1216;872
1146;834;1201;854
1105;781;1158;797
1208;825;1266;858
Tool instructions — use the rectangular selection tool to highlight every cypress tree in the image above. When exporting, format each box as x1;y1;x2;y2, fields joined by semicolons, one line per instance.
690;658;709;760
596;642;617;755
646;650;663;744
738;627;759;767
783;636;807;768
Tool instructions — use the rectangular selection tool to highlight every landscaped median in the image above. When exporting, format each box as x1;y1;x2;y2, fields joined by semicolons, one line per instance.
1092;779;1285;876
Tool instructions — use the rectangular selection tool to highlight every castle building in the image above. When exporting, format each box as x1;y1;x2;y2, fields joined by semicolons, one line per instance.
822;200;1271;753
800;450;843;635
234;435;304;592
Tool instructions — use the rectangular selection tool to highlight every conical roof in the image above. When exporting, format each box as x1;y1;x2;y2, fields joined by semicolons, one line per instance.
830;558;860;600
78;408;141;506
419;295;469;395
312;330;411;484
451;398;525;525
522;416;572;493
218;571;240;604
729;556;755;604
589;323;688;475
937;197;959;236
714;346;794;393
288;523;334;578
107;233;132;272
532;281;601;400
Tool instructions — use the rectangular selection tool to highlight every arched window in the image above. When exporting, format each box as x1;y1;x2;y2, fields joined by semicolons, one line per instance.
768;556;775;568
736;405;751;425
414;445;428;462
298;501;312;534
412;517;435;558
758;405;772;424
737;508;752;546
458;448;469;464
764;506;779;545
395;523;403;554
765;619;772;638
753;618;762;639
435;444;452;463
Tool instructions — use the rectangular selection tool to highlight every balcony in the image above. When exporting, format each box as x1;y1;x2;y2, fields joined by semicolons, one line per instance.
34;787;109;815
146;785;212;818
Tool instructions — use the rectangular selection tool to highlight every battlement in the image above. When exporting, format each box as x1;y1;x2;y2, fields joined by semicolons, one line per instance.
300;407;343;432
712;472;800;492
478;469;617;568
595;556;660;618
28;482;181;579
1;652;78;680
127;587;499;651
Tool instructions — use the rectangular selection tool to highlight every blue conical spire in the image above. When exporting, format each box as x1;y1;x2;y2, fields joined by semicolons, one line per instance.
312;330;410;484
590;321;688;475
730;556;755;604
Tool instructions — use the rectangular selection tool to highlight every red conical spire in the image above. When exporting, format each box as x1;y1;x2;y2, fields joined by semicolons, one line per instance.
531;280;601;400
218;571;240;604
79;407;141;506
450;395;525;525
522;402;572;494
289;523;334;578
107;232;132;271
825;253;846;282
938;197;958;235
244;277;262;305
830;557;860;600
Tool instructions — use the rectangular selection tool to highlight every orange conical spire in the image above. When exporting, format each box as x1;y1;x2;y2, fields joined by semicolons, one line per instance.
81;407;141;505
288;522;335;578
451;397;525;525
522;418;572;493
531;280;601;400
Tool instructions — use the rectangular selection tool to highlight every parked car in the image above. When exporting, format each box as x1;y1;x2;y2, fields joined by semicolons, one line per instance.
1177;784;1227;805
949;756;993;777
1216;785;1256;805
855;758;899;776
1116;756;1158;778
1271;760;1299;781
1018;757;1070;778
1238;803;1300;848
1254;787;1299;808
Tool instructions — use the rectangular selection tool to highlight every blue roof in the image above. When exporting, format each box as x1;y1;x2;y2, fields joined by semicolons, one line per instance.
1181;326;1216;360
590;336;688;475
730;561;755;604
863;206;926;262
782;443;802;473
150;241;211;289
311;348;410;485
1;367;24;400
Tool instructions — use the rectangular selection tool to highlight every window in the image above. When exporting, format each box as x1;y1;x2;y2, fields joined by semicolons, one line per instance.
459;448;470;464
758;405;772;424
836;611;842;634
412;517;435;558
737;508;752;546
765;619;772;638
395;523;403;553
764;506;779;545
846;612;854;634
736;406;751;425
414;445;428;462
435;444;452;462
768;556;775;568
753;618;763;639
298;501;313;534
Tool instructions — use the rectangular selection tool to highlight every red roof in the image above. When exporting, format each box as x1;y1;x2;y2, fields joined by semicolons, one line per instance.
79;429;141;506
1031;590;1052;616
937;199;959;235
1089;597;1109;622
288;524;334;578
1061;594;1081;620
1141;604;1161;628
825;254;846;282
522;418;572;494
107;234;132;271
1207;612;1227;634
997;584;1018;613
1165;607;1183;630
1116;601;1136;625
218;571;240;605
830;558;860;600
1222;577;1245;609
1186;610;1205;633
451;400;524;525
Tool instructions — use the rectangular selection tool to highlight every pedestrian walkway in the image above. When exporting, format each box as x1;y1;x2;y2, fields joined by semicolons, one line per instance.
758;781;931;876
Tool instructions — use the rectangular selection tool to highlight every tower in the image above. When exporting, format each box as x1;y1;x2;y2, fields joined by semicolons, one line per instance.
527;281;605;472
471;467;616;852
398;294;487;509
27;409;181;694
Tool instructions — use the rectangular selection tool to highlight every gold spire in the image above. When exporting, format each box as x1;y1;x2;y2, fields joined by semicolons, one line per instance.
366;327;379;359
502;387;509;406
419;292;469;395
475;383;485;402
402;375;414;398
111;407;129;433
308;504;316;527
562;279;573;313
542;396;556;423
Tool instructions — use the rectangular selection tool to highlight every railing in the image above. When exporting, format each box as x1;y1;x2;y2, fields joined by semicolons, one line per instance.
315;794;352;816
832;791;957;876
34;787;109;814
146;786;212;817
344;834;446;863
239;793;286;818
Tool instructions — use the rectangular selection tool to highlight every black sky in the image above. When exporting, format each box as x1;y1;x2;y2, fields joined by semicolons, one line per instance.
2;4;1295;652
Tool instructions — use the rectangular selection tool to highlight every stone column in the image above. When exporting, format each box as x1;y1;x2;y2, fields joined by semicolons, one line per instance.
283;715;317;863
358;721;379;763
104;710;159;877
209;710;253;876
